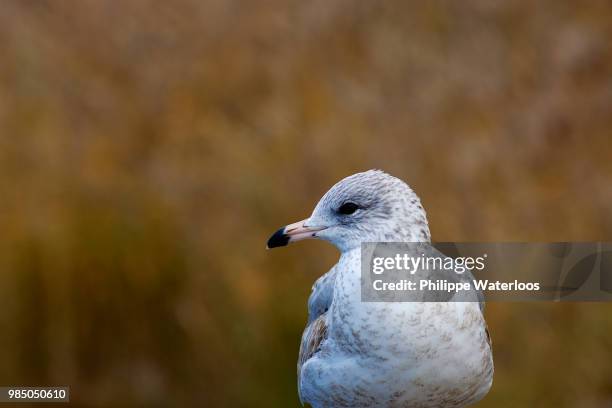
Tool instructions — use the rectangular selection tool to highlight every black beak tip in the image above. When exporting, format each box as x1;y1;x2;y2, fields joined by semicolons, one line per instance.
267;227;289;249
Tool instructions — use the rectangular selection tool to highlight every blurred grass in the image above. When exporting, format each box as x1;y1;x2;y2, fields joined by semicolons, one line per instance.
0;0;611;406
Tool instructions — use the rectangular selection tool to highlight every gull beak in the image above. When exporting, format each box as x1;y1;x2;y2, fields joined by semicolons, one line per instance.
266;219;327;249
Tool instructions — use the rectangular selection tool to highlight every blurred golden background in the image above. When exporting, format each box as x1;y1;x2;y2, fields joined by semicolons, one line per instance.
0;1;611;407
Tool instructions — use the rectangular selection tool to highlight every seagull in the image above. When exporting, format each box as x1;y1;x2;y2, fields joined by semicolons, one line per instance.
267;170;493;408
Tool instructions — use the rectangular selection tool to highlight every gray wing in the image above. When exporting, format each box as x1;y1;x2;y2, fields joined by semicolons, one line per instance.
422;245;490;349
419;245;491;348
298;266;337;405
297;312;328;404
307;265;338;323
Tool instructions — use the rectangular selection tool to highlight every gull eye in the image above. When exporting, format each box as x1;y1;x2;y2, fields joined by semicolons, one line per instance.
337;202;359;215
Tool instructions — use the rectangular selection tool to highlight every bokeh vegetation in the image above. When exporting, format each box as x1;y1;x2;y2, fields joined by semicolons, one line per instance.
0;1;611;407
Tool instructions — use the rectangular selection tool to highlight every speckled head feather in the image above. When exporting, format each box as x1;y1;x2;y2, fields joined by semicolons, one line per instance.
307;170;431;252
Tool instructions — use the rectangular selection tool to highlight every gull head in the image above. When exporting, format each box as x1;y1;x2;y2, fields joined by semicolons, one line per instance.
267;170;430;252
